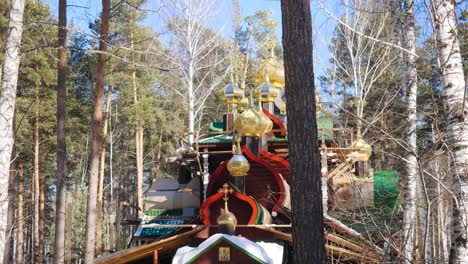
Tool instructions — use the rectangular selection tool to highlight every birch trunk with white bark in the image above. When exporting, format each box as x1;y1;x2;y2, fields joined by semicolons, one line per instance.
402;0;420;262
431;0;468;262
0;0;26;259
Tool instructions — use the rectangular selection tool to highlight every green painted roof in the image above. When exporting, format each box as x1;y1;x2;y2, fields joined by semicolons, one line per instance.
208;122;224;132
200;117;334;145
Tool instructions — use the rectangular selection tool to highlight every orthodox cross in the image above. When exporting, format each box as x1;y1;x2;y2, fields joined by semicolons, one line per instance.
219;183;233;210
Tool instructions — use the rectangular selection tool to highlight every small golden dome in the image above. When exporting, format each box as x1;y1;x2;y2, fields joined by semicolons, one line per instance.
223;82;243;105
257;81;280;103
255;57;285;88
350;136;372;161
217;208;237;227
227;140;250;177
234;97;270;137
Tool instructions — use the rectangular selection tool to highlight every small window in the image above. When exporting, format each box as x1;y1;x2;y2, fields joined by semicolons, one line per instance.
218;247;230;261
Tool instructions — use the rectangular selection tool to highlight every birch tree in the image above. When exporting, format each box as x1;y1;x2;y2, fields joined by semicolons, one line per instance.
401;0;421;262
327;0;396;137
430;0;468;262
0;0;26;260
160;0;227;143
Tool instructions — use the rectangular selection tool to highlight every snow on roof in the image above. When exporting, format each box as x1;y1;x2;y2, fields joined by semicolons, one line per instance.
172;233;283;264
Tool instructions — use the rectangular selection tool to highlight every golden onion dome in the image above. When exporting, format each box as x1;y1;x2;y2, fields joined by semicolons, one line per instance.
237;95;249;113
350;136;372;161
227;140;250;177
255;57;285;88
234;98;266;137
223;82;243;105
217;208;237;227
257;81;280;103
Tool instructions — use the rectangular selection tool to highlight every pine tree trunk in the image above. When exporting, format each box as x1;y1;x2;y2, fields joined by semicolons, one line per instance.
0;0;26;259
54;0;68;262
84;0;110;262
402;0;420;262
34;87;41;264
96;86;112;255
39;161;46;263
431;0;468;262
130;26;144;217
280;0;325;262
16;164;24;264
65;192;73;264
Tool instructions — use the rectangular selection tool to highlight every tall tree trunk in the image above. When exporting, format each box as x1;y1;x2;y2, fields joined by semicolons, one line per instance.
96;86;112;255
65;192;73;264
130;26;144;217
83;0;110;262
55;0;68;262
34;85;41;264
39;160;46;263
280;0;325;263
0;0;26;259
16;164;24;264
402;0;420;262
3;113;16;264
431;0;468;262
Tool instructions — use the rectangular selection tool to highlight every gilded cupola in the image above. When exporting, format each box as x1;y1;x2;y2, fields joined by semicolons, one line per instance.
234;96;273;137
256;77;280;103
350;136;372;161
223;82;243;105
227;139;250;177
255;49;285;89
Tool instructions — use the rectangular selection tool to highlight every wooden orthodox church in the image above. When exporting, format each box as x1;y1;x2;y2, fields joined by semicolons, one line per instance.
95;56;382;264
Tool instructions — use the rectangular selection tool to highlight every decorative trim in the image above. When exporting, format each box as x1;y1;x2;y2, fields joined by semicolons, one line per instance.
262;108;286;137
201;182;259;225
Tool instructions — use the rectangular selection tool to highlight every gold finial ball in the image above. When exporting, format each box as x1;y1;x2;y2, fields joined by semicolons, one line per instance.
223;83;243;105
227;152;250;177
350;137;372;161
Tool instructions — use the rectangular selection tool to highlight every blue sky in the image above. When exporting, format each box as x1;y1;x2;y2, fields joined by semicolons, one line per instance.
46;0;338;82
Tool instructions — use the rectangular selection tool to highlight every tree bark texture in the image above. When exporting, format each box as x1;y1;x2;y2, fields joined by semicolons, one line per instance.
402;0;420;262
0;0;26;259
3;142;16;264
130;27;144;217
16;164;24;264
96;86;112;255
431;0;468;262
65;192;73;264
54;0;68;262
84;0;110;262
34;87;41;263
280;0;325;263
